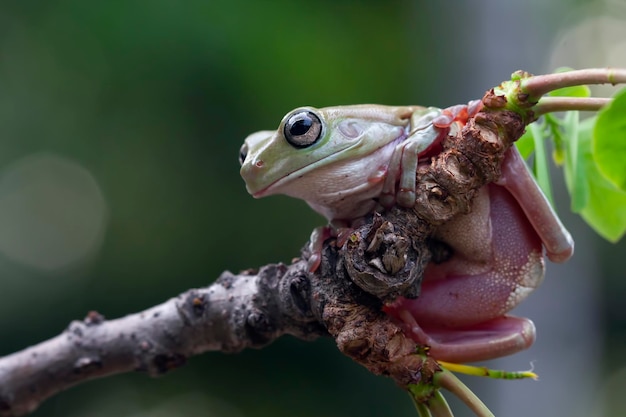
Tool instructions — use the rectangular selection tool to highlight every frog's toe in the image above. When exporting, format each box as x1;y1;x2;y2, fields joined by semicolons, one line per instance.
419;316;536;363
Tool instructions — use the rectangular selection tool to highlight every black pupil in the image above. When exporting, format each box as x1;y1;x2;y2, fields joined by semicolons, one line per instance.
290;117;312;136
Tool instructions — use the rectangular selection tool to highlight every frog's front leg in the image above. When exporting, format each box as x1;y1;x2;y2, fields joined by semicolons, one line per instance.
380;101;483;209
380;108;442;208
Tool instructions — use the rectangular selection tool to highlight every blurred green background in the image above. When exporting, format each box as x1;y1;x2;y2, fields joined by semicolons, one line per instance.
0;1;625;416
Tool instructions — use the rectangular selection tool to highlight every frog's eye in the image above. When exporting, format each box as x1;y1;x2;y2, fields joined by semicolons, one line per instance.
238;143;248;166
283;111;322;148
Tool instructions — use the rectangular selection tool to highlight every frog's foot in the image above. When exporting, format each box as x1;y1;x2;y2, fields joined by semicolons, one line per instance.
384;303;535;363
307;226;334;272
380;100;483;209
307;222;357;272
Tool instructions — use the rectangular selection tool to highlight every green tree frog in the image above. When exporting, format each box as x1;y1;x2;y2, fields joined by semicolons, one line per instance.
239;103;574;363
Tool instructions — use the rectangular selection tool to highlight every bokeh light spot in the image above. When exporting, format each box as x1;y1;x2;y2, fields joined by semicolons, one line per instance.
0;153;108;271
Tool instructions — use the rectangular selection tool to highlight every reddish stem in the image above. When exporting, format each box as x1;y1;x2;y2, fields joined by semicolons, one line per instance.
522;68;626;98
534;97;612;116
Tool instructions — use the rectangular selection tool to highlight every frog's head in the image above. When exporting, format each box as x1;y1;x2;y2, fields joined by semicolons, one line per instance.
240;105;427;219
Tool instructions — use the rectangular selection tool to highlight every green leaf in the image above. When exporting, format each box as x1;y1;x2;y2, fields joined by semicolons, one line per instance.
544;113;565;166
593;87;626;192
578;117;626;242
528;123;555;206
561;111;589;212
549;84;591;98
515;129;535;159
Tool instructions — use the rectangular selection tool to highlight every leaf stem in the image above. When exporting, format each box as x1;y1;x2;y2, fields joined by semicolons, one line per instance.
427;391;455;417
412;396;434;417
534;97;611;116
437;361;538;380
435;370;495;417
521;68;626;98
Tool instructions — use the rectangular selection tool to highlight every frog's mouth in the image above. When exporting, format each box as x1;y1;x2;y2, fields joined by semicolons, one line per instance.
254;130;408;203
384;183;546;363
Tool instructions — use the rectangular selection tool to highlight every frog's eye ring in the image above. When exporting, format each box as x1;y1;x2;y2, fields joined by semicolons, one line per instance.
283;110;322;148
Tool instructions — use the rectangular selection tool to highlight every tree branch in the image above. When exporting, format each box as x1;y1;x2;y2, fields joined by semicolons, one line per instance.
0;71;589;416
0;265;327;416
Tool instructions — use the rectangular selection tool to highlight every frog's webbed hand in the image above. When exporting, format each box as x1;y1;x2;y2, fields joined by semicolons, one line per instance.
380;108;443;208
380;101;483;209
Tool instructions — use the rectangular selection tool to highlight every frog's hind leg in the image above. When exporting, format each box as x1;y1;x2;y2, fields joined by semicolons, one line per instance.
496;147;574;263
382;302;536;363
